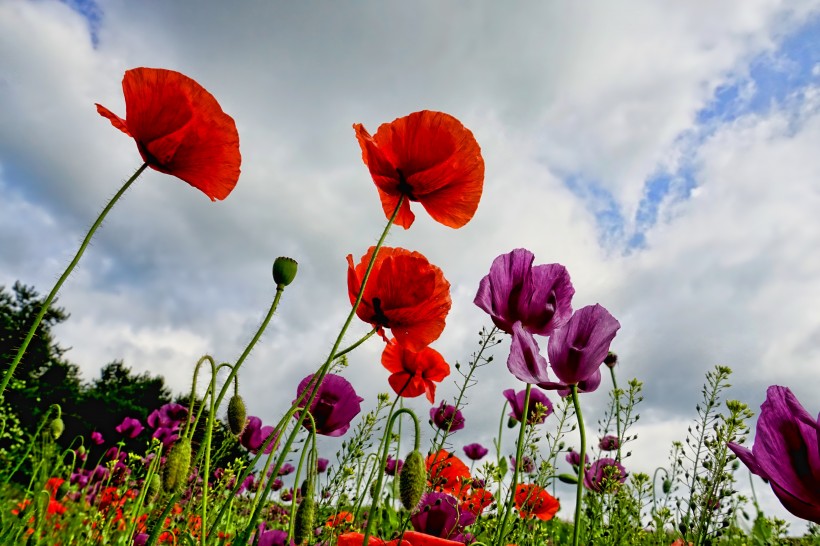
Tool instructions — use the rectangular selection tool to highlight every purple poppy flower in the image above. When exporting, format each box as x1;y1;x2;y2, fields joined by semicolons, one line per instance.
506;322;552;384
115;416;144;438
551;367;604;398
510;455;536;474
411;491;476;539
256;524;294;546
503;388;553;425
294;373;364;437
584;458;627;493
270;478;283;492
133;533;149;546
239;416;277;454
147;403;188;429
538;304;620;391
385;455;404;476
599;435;620;451
430;401;466;433
317;457;329;473
90;431;104;445
728;386;820;523
474;249;574;336
152;426;180;449
463;443;489;461
105;446;127;461
566;450;590;467
278;463;295;476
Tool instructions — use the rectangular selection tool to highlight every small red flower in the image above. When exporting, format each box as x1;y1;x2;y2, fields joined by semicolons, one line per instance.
326;510;354;528
459;487;494;516
426;450;471;496
347;247;451;351
381;339;450;403
97;67;241;201
338;531;463;546
354;110;484;229
514;483;560;521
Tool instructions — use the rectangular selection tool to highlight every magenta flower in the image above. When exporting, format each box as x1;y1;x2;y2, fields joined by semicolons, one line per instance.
90;431;104;445
506;322;551;384
410;491;475;539
277;463;295;476
584;458;627;493
599;435;620;451
385;455;404;476
503;388;553;425
147;403;188;429
566;450;589;467
430;401;465;433
510;455;536;474
256;524;294;546
539;304;620;392
239;416;277;454
294;373;364;437
463;443;489;461
317;458;329;473
152;426;180;449
115;417;144;438
728;386;820;523
474;248;574;336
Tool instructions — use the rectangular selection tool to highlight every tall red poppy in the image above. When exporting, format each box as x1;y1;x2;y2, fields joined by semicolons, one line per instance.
347;246;451;351
338;531;463;546
514;484;560;521
426;450;471;496
96;67;241;201
354;111;484;229
381;338;450;403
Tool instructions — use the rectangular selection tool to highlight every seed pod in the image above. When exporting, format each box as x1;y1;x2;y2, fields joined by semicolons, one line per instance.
56;481;70;500
147;473;162;502
293;496;315;545
662;478;673;494
399;450;426;510
557;473;579;485
50;418;64;440
227;395;247;436
163;437;192;494
272;257;298;287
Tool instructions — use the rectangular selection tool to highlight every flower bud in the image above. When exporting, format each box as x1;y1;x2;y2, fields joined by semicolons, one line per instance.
50;418;64;440
604;352;618;368
557;473;579;484
56;481;70;500
227;395;247;436
399;450;426;510
163;437;192;494
662;478;673;495
294;496;315;545
272;257;298;287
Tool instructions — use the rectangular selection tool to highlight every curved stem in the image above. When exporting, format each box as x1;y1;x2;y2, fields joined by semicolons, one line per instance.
495;385;530;545
1;163;148;400
570;385;587;546
334;328;378;359
609;365;622;463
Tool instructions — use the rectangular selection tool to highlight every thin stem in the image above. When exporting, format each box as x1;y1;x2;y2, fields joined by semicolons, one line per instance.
334;328;378;359
570;385;587;546
495;384;530;545
609;365;622;463
1;163;148;400
201;358;219;546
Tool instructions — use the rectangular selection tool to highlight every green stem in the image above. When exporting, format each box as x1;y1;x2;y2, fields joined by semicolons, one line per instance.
609;366;622;463
570;385;587;546
334;328;378;359
0;163;148;400
201;358;219;546
495;384;530;545
287;413;317;543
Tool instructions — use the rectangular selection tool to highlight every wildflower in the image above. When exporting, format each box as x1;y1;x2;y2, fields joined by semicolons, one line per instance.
115;416;144;438
399;450;426;510
411;492;475;540
728;386;820;523
239;416;277;454
152;426;179;449
354;110;484;229
599;435;620;451
96;67;241;201
385;455;404;476
227;394;247;435
326;511;354;528
503;388;553;425
90;431;104;445
348;247;451;351
382;339;450;403
514;484;559;520
147;403;188;429
460;487;494;516
539;304;620;392
426;450;471;496
510;455;536;474
584;458;627;493
462;443;488;461
294;373;364;437
565;450;589;467
255;523;294;546
430;401;465;433
317;458;330;473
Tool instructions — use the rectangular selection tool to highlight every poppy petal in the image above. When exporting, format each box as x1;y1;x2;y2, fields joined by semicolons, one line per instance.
95;104;131;136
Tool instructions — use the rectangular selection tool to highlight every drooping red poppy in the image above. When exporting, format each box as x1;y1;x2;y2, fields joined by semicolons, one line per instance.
347;246;451;351
514;484;560;521
426;450;471;496
381;338;450;403
354;111;484;229
97;67;241;201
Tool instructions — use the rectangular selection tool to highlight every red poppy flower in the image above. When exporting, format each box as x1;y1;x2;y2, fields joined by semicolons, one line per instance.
381;338;450;403
354;110;484;229
97;67;241;201
459;487;494;516
514;484;560;521
426;450;471;496
338;531;463;546
347;246;451;351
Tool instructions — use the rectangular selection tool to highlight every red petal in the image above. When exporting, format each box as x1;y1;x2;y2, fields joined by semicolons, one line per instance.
95;103;131;136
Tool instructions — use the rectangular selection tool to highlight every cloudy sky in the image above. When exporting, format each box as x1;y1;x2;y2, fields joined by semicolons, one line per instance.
2;0;819;533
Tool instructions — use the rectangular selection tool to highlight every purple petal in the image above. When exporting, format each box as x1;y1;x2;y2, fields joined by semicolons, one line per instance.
474;249;535;334
547;304;620;385
507;323;550;384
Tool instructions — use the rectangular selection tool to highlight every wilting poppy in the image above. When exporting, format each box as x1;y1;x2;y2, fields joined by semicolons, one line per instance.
354;110;484;229
348;247;451;351
503;388;553;425
382;339;450;403
462;443;488;461
728;386;820;523
294;374;364;437
430;402;465;433
426;450;471;496
97;67;241;201
584;458;627;493
514;484;559;520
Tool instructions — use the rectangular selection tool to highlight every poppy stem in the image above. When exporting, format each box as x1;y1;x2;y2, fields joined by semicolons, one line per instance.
570;384;587;546
495;384;531;546
609;365;623;463
334;327;378;359
0;162;149;402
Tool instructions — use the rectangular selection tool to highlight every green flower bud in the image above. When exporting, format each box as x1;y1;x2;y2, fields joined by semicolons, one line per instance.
227;394;247;436
272;257;298;287
49;418;64;440
557;473;579;485
56;481;70;500
662;478;673;494
399;450;426;510
147;473;162;502
163;437;192;494
293;497;315;545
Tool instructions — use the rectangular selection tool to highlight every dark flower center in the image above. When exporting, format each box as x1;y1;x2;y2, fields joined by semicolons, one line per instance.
396;169;418;201
371;298;389;326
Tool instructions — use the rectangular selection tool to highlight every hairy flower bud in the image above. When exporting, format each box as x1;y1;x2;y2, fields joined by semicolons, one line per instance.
50;418;64;440
294;496;315;544
604;351;618;368
557;473;579;484
227;394;247;436
56;481;70;500
163;437;192;494
662;478;673;495
147;473;161;502
273;257;298;287
399;450;426;510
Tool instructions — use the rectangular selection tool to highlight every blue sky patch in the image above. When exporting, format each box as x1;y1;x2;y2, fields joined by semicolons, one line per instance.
58;0;102;47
